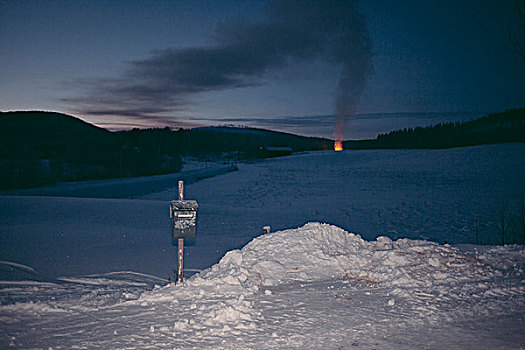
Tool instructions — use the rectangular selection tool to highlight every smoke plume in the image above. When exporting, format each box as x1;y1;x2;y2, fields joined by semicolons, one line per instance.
66;0;372;137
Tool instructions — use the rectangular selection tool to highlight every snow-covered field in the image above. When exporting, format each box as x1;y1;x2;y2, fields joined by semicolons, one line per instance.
1;144;524;348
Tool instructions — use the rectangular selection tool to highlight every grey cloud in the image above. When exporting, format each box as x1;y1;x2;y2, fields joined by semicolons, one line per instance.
67;0;372;134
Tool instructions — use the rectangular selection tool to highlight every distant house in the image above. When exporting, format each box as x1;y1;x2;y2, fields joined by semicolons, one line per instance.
260;146;293;157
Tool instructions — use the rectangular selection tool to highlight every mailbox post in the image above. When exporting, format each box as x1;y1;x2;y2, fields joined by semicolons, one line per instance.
170;180;198;283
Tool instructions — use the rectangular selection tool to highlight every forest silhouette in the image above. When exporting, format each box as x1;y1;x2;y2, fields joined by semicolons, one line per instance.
1;109;523;189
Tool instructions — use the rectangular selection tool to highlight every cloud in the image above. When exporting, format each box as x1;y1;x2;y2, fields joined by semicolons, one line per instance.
65;0;372;134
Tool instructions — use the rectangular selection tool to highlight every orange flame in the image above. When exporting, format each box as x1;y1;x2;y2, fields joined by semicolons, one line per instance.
334;140;343;151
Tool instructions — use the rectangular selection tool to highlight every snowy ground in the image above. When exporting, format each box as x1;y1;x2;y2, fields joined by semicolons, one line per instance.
0;161;237;199
1;144;524;348
1;223;524;349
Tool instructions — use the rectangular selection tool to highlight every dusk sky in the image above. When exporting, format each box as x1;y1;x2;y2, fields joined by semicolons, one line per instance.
1;0;524;139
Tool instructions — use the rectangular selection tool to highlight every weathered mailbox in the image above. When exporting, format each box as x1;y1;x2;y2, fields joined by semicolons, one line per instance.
170;200;198;239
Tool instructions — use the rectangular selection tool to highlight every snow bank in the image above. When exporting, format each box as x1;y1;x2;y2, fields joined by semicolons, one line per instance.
1;222;522;348
140;222;499;333
198;222;498;288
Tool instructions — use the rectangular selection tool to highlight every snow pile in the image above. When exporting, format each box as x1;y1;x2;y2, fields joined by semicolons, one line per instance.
199;222;498;288
1;222;523;348
476;245;525;275
138;222;499;334
137;250;261;335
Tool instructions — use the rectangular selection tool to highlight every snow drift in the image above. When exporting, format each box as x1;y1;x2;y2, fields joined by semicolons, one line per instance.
197;222;497;288
1;222;523;349
138;223;501;334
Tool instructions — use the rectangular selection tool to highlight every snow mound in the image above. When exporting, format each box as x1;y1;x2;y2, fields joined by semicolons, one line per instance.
142;223;498;333
198;222;497;288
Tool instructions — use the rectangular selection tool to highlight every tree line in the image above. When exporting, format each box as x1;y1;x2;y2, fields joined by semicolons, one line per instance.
0;111;329;189
344;108;525;150
1;109;523;189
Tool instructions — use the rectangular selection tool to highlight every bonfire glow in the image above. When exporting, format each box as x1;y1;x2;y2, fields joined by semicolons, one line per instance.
334;140;343;151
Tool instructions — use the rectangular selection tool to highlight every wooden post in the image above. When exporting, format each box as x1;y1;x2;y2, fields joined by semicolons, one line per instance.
177;238;184;283
178;180;184;201
177;180;184;283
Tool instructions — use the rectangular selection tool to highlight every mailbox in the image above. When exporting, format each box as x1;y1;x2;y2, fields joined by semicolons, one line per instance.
170;200;198;239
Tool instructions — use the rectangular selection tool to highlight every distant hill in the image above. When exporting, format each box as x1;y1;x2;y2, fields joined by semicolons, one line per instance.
0;111;114;162
344;108;525;150
177;126;329;158
0;111;330;189
0;110;109;137
0;111;120;189
2;109;523;189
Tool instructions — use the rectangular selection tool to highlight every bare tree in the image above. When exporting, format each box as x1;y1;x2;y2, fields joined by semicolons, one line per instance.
474;214;480;245
516;193;525;244
498;198;511;245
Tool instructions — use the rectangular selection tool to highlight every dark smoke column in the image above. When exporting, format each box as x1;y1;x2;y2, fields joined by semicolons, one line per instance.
331;0;373;147
68;0;373;133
